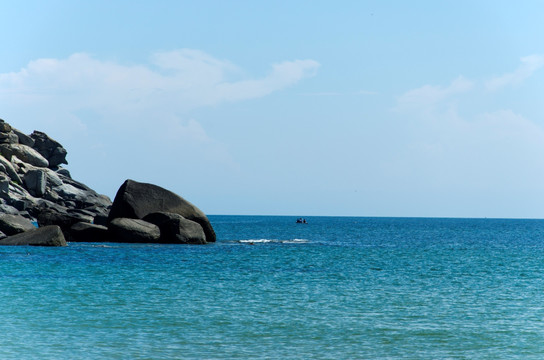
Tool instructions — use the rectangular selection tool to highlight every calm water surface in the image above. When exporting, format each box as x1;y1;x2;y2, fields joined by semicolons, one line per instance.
1;216;544;359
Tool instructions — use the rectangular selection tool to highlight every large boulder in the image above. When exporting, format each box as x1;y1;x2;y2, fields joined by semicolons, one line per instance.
0;214;36;235
0;225;67;246
24;169;47;197
37;208;93;234
108;218;161;243
0;120;12;133
0;155;22;184
12;128;35;147
69;222;111;242
143;212;207;244
108;180;215;242
0;143;49;168
0;131;18;144
30;131;68;167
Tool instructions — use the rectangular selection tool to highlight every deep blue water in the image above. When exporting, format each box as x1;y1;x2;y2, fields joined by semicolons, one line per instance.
1;216;544;359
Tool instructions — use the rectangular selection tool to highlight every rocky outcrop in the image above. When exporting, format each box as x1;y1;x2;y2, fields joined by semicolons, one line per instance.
0;118;215;245
108;218;161;243
0;225;66;246
0;214;36;235
69;222;111;242
143;212;207;244
108;179;215;243
0;118;112;238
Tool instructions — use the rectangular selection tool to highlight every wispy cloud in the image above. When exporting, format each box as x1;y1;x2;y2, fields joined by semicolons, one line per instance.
0;50;320;116
395;76;473;113
300;89;378;96
0;50;319;195
486;55;544;91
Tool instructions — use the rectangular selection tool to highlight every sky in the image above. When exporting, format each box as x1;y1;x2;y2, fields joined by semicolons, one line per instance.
1;1;544;218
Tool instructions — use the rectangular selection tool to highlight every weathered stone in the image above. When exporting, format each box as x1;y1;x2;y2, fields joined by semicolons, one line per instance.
0;203;20;215
0;174;9;195
0;119;110;230
143;212;206;244
108;179;215;242
0;132;18;144
24;169;46;197
12;128;35;147
0;225;66;246
52;183;88;202
56;167;71;178
45;169;63;187
30;130;68;167
0;155;22;183
108;218;161;243
0;143;49;167
0;120;12;133
69;222;111;242
0;214;36;235
93;213;109;226
37;208;93;232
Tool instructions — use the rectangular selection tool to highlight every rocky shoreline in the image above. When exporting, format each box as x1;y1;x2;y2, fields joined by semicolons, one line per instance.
0;118;215;246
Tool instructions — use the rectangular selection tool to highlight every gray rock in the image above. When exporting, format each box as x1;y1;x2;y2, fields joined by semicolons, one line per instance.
24;169;46;197
0;131;19;144
52;183;88;202
0;203;20;215
0;214;36;235
12;128;35;147
56;167;71;178
37;208;93;234
0;120;12;133
69;222;110;242
108;179;216;243
0;225;67;246
108;218;161;243
143;212;206;244
0;143;49;167
30;131;68;167
0;174;9;195
45;169;63;187
0;155;22;183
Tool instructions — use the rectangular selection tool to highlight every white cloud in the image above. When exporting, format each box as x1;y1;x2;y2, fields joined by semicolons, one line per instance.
395;76;473;113
0;50;319;197
386;67;544;217
0;50;319;116
486;54;544;91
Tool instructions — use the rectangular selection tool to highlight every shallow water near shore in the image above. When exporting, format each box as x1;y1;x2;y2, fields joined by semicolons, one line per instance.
1;216;544;359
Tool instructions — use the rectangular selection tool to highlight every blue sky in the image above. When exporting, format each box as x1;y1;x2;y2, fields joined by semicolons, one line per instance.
1;1;544;217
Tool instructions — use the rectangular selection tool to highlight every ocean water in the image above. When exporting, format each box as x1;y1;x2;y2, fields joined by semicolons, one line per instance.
1;216;544;359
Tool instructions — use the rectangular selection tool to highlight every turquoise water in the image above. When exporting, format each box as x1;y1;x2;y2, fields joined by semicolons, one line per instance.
1;216;544;359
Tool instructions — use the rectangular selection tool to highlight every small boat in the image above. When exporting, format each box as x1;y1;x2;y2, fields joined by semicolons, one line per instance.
296;218;307;224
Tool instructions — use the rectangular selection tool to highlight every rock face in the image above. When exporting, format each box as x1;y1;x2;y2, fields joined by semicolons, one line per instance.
0;214;36;235
143;212;207;244
108;179;215;243
0;118;112;239
108;218;161;243
0;225;67;246
68;222;110;242
0;118;215;245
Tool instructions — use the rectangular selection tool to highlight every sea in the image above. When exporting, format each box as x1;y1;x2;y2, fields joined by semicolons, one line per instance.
1;215;544;359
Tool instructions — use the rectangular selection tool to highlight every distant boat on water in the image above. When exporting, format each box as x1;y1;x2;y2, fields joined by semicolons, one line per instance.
296;218;307;224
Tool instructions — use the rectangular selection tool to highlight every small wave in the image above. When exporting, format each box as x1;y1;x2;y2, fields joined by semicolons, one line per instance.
238;239;310;244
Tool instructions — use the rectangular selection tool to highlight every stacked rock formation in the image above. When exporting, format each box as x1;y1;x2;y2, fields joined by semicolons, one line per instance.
106;179;216;244
0;118;215;246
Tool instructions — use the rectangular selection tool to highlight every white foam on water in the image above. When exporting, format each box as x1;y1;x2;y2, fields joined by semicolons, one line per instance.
238;239;310;244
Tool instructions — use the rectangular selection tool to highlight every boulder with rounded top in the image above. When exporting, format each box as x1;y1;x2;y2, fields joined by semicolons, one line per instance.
108;179;215;243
